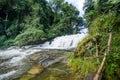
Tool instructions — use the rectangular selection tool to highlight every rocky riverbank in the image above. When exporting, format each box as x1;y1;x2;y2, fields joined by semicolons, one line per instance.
0;48;69;80
16;50;69;80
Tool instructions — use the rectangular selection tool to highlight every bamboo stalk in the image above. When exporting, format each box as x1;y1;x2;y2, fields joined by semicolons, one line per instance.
93;32;112;80
93;52;106;80
107;32;112;53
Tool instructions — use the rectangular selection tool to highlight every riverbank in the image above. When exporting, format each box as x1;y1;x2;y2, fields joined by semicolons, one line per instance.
0;48;72;80
16;50;70;80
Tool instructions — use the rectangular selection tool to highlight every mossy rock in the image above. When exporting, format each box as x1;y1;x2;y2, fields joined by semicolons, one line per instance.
18;64;43;80
28;65;43;75
19;74;35;80
77;35;94;56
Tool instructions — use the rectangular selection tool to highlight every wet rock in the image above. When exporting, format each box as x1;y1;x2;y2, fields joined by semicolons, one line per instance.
41;57;65;68
0;57;31;80
28;65;43;75
0;50;68;80
85;72;96;80
17;64;43;80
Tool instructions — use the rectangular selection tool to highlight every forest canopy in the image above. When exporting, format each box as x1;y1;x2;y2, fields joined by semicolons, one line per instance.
0;0;83;48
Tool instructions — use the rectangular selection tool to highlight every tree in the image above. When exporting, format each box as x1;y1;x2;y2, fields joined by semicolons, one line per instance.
0;0;83;47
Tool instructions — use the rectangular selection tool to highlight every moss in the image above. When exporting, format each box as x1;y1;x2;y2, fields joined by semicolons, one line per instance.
18;64;44;80
19;74;35;80
77;35;94;56
28;65;43;75
77;34;100;56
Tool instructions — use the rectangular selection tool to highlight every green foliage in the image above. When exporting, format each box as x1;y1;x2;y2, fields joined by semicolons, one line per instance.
0;35;6;47
84;0;94;11
85;10;97;26
0;0;83;48
3;39;15;48
84;0;120;79
48;0;82;35
90;13;117;34
68;53;98;76
103;29;120;80
15;28;46;46
0;35;14;48
77;35;94;56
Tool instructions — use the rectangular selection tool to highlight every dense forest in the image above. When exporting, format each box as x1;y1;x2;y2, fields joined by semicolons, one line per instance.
85;0;120;80
68;0;120;80
84;0;120;80
0;0;83;48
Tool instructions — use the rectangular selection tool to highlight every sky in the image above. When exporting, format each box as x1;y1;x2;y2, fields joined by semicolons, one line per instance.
47;0;85;16
65;0;85;16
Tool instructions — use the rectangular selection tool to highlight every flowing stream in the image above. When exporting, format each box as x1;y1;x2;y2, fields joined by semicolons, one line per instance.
0;0;87;80
0;29;87;80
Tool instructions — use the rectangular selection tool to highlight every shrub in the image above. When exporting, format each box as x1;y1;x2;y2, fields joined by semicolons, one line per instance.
68;54;98;76
15;28;46;46
0;36;14;48
3;39;15;48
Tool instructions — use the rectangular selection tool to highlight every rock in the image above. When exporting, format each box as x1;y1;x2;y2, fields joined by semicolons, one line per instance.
18;64;44;80
85;72;96;80
28;64;43;75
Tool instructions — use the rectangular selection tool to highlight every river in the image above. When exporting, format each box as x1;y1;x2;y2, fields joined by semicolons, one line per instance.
0;0;87;80
0;28;87;80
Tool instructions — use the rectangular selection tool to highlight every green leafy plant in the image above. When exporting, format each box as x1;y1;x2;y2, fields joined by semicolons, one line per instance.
68;56;98;76
15;28;46;46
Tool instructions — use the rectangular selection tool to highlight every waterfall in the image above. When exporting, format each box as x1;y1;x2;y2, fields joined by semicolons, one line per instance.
40;28;88;49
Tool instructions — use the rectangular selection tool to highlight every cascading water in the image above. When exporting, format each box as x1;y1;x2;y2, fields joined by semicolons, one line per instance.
0;0;87;80
0;47;42;80
40;28;88;49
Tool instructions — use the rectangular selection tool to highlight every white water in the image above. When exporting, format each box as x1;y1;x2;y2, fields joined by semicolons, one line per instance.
0;71;16;80
41;28;88;49
0;47;42;80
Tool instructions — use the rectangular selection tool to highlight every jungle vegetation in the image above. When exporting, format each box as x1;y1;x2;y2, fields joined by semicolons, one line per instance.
0;0;120;80
68;0;120;80
0;0;83;48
